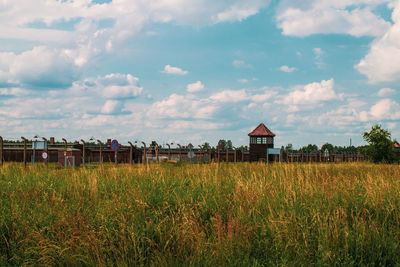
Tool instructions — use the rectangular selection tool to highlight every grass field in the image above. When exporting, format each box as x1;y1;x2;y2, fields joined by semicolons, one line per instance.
1;162;400;266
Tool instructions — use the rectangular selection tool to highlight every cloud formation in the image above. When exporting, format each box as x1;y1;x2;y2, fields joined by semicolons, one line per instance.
277;1;391;37
161;65;189;75
186;81;205;93
1;46;80;89
278;78;338;106
377;88;396;97
232;60;252;69
356;1;400;83
279;65;296;73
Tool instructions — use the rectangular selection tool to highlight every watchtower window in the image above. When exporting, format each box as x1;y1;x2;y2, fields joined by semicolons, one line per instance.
256;137;261;144
250;137;255;144
262;137;267;144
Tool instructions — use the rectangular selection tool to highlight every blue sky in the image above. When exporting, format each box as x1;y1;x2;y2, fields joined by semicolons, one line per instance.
0;0;399;148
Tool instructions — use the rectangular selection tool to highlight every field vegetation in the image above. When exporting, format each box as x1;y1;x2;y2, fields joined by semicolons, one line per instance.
1;162;400;266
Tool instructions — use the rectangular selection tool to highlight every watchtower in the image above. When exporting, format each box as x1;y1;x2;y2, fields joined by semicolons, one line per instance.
248;123;275;162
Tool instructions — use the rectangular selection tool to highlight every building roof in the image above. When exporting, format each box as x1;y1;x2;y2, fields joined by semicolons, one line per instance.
394;141;400;148
248;123;275;137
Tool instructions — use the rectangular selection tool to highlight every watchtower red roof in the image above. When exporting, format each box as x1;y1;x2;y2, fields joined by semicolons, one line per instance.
394;141;400;148
248;123;275;137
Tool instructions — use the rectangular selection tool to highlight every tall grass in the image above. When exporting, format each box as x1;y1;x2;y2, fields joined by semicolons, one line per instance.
1;162;400;266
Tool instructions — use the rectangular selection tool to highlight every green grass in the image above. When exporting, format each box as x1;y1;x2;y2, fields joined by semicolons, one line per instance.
1;162;400;266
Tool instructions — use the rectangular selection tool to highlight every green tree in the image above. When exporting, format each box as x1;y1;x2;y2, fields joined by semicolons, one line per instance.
363;124;396;163
217;139;227;150
202;142;211;151
227;140;233;149
285;144;293;151
321;143;334;153
300;144;319;152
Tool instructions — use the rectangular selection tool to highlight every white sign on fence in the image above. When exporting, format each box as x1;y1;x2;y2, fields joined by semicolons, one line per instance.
32;141;47;150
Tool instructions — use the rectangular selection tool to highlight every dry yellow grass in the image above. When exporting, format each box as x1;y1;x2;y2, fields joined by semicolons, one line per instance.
0;162;399;266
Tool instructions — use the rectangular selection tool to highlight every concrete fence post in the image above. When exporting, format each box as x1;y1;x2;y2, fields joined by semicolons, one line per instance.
128;141;134;164
97;140;103;165
42;137;49;166
62;138;67;150
21;136;27;168
80;139;85;166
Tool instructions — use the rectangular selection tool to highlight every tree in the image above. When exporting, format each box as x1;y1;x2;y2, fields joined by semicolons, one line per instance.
363;124;396;163
285;144;293;151
300;144;319;152
227;140;233;149
202;142;211;151
321;143;334;153
217;139;227;150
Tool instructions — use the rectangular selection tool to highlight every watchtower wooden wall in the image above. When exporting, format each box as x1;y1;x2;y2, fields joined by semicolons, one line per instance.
248;123;275;162
249;136;274;162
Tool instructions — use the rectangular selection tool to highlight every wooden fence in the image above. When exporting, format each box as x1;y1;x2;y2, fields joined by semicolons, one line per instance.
282;151;364;163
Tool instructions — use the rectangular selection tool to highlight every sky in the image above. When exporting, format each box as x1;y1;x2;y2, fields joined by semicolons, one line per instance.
0;0;399;148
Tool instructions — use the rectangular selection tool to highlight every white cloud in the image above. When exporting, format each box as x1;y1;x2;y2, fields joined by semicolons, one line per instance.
233;60;252;68
377;88;396;97
279;65;297;73
97;74;143;98
277;1;391;37
2;46;80;88
0;0;269;92
164;120;226;132
186;81;205;93
101;100;122;114
313;48;323;58
279;78;338;106
148;94;217;119
314;98;370;127
356;1;400;83
210;89;249;102
313;97;400;129
161;65;189;75
69;73;143;100
369;98;400;120
0;88;28;97
313;48;324;68
215;3;264;23
251;90;278;103
238;79;248;83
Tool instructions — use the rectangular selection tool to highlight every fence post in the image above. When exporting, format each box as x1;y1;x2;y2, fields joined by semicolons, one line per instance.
21;136;27;168
42;137;49;166
80;139;85;166
62;138;67;149
142;142;147;165
128;141;134;164
97;140;103;165
156;145;159;163
177;144;182;162
114;149;118;167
